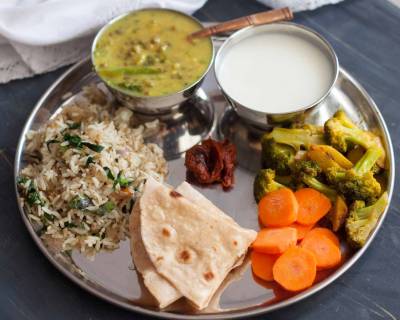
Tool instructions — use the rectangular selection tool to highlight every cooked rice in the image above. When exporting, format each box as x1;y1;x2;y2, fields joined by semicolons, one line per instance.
18;84;167;258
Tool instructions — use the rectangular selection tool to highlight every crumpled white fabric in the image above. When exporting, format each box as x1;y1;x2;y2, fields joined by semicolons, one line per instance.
0;0;207;83
257;0;344;12
0;0;344;83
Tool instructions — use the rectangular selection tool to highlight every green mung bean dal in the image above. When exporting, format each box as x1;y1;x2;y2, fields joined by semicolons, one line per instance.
93;9;213;97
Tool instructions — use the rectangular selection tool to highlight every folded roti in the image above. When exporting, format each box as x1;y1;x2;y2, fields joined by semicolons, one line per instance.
139;177;257;310
175;182;238;226
129;201;181;308
129;180;245;308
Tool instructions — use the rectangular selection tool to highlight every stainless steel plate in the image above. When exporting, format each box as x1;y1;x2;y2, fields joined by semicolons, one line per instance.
14;37;394;319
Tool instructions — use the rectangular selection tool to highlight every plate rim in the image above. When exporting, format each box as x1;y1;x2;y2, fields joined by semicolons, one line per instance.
13;58;395;319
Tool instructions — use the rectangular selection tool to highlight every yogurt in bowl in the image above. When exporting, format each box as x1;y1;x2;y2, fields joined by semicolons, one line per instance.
215;22;338;127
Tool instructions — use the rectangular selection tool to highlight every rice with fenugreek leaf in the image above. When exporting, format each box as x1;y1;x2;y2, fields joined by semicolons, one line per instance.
17;85;167;258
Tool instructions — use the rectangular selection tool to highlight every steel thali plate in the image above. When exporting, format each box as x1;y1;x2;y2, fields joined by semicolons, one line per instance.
14;37;395;319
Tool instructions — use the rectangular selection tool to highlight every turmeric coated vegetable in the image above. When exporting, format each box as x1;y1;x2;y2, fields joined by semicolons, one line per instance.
253;169;285;203
261;137;296;175
346;192;388;248
256;110;389;249
324;110;385;167
266;127;326;151
307;144;353;170
326;146;382;203
328;195;348;232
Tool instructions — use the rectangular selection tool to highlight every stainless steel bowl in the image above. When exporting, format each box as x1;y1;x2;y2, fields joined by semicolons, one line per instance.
214;22;339;128
91;8;214;115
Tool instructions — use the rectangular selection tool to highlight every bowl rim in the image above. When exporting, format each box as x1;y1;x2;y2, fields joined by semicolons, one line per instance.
91;7;215;100
214;21;340;116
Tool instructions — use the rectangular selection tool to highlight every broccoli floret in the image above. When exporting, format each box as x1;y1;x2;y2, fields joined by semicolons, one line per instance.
261;137;295;175
292;159;322;179
253;169;285;202
327;147;382;203
301;175;338;202
346;192;388;248
324;111;385;167
291;123;324;135
347;146;381;175
292;160;337;201
266;127;326;151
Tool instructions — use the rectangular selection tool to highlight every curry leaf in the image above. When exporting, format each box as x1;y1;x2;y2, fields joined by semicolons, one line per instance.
85;156;95;167
103;167;115;180
98;201;116;215
69;195;93;210
113;171;132;189
82;142;104;152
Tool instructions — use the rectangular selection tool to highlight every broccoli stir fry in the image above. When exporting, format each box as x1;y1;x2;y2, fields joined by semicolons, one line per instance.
253;169;285;202
254;110;389;247
346;192;388;248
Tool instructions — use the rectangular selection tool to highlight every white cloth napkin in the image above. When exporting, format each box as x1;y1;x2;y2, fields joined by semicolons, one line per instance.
258;0;344;12
0;0;207;83
0;0;344;83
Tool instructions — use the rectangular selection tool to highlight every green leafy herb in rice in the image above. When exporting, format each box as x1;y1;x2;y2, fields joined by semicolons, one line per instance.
63;133;82;148
22;180;44;206
69;195;93;210
103;167;115;180
64;222;78;228
17;176;29;185
113;171;132;189
98;201;116;215
43;212;55;222
82;142;104;152
58;133;105;153
17;85;168;257
103;168;132;189
85;156;95;167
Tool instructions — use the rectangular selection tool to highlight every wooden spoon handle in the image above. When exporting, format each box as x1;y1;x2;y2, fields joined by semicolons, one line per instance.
189;7;293;40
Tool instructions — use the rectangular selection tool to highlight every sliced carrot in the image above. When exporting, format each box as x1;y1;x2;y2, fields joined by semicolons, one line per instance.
252;227;297;254
305;227;340;246
295;188;332;225
272;247;316;291
251;251;278;281
300;228;341;270
258;188;298;227
289;223;314;241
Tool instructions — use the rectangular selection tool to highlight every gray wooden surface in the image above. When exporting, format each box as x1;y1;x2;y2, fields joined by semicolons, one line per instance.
1;0;399;319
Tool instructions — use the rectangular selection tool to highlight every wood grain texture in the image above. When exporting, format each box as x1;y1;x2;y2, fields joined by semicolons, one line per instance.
0;0;399;319
189;7;292;39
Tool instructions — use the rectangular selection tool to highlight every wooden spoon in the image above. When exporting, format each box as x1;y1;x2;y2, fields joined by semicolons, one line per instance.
188;7;293;40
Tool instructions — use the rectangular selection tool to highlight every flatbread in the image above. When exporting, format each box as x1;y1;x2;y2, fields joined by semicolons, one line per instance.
139;177;257;310
176;182;246;268
129;181;243;308
129;201;181;308
175;182;238;226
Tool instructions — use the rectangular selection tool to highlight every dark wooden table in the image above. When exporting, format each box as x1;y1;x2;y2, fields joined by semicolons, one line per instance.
1;0;399;319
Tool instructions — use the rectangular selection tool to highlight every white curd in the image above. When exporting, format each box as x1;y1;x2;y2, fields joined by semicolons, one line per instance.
216;30;335;113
